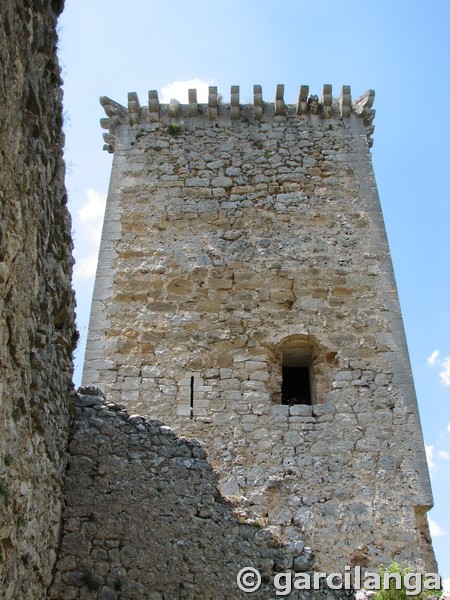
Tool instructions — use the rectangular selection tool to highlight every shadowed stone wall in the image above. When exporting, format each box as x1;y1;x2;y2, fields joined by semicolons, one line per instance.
49;388;355;600
0;1;75;597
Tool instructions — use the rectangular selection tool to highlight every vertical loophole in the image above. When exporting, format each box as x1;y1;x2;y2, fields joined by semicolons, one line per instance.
190;376;194;419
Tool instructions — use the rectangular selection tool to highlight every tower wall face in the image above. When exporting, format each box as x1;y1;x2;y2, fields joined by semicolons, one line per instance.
84;91;435;571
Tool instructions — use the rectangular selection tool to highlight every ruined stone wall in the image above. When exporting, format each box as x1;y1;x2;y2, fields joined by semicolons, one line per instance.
50;388;355;600
83;86;435;573
0;1;75;597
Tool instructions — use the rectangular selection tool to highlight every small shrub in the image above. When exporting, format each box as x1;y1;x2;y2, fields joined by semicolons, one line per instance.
167;122;182;136
4;455;12;467
367;561;441;600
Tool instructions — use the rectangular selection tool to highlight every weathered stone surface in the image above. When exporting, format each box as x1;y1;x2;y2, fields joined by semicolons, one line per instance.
82;90;435;575
0;1;75;598
50;393;352;600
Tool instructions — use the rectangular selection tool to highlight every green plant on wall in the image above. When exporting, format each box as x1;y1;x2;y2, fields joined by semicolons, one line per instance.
167;122;182;136
0;481;9;505
367;561;442;600
16;515;26;529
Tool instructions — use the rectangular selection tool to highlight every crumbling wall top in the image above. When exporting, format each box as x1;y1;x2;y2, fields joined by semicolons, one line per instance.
99;84;376;153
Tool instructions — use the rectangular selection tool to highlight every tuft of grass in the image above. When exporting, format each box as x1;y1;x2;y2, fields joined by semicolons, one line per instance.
16;515;26;529
0;481;9;505
167;122;182;136
4;455;12;467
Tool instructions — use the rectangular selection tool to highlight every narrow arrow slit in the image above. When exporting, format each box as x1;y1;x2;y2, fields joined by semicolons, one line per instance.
190;376;194;419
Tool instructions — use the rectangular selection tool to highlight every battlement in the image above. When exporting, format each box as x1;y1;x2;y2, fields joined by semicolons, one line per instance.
100;84;375;153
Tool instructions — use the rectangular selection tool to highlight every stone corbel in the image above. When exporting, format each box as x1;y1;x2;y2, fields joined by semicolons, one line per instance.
99;97;127;152
100;118;115;152
322;84;332;117
352;90;375;118
352;90;376;146
364;109;376;147
275;84;285;116
208;86;218;120
100;96;126;119
188;89;198;117
308;94;319;115
168;99;180;119
100;117;115;134
297;85;309;115
253;85;263;121
102;133;115;154
340;85;352;118
230;86;240;121
148;90;160;123
128;92;141;125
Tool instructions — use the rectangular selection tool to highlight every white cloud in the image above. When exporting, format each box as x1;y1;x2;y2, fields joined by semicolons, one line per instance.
160;78;215;104
438;450;450;461
443;577;450;594
74;256;98;280
428;518;446;539
448;422;450;433
78;188;107;246
73;188;106;280
439;356;450;386
426;349;450;387
427;349;440;366
425;445;436;473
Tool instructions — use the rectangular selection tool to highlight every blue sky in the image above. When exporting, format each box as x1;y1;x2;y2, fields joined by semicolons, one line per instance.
58;0;450;585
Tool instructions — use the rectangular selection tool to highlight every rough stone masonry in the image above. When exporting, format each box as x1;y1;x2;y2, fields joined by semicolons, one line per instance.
81;84;436;574
0;1;76;598
49;387;357;600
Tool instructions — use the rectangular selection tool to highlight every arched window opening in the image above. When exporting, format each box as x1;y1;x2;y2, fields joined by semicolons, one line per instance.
281;340;313;405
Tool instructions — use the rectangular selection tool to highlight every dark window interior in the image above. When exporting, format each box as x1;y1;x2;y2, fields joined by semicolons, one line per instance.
282;366;311;405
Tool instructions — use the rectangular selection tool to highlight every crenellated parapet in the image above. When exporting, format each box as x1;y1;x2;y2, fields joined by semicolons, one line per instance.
100;84;376;153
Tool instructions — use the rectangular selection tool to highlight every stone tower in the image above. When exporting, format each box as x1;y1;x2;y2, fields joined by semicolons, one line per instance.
83;84;435;571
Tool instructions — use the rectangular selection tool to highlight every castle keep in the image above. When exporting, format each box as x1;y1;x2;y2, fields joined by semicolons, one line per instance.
81;84;435;572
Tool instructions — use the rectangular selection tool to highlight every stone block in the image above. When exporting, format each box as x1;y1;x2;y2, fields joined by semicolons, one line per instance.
141;365;163;378
212;176;233;188
289;404;313;417
271;405;289;417
249;371;269;382
185;177;210;187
